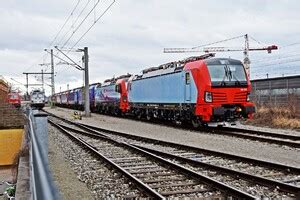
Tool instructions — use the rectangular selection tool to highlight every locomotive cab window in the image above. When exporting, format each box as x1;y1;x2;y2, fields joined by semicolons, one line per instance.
185;72;190;84
207;64;248;87
115;84;122;93
128;82;132;91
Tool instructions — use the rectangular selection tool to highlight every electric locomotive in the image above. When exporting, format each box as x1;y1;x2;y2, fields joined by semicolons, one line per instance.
94;74;131;114
30;89;45;109
128;54;255;127
7;92;21;108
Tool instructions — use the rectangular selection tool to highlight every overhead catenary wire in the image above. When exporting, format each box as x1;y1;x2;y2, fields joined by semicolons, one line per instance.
253;58;300;68
41;0;82;73
69;0;116;50
48;0;82;47
55;0;92;47
23;52;49;74
23;1;82;82
44;49;82;70
252;48;300;63
191;35;245;49
55;0;116;76
60;0;101;49
252;53;300;64
248;35;266;46
280;42;300;48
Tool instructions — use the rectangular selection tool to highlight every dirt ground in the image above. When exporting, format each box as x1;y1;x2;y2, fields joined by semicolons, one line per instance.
0;166;13;199
48;127;94;200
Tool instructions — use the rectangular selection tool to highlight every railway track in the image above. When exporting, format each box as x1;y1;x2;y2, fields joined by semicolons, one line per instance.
207;126;300;148
47;113;300;199
45;108;300;148
49;119;255;199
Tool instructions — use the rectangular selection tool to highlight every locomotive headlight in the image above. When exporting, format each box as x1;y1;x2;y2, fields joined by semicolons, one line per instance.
122;96;127;102
247;93;250;102
205;92;212;103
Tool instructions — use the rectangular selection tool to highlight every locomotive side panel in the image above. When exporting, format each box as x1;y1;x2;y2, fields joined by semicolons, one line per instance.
68;90;75;106
95;84;120;103
95;84;121;113
129;71;198;104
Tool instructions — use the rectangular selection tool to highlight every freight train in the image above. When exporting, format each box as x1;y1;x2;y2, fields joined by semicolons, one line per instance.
53;54;255;127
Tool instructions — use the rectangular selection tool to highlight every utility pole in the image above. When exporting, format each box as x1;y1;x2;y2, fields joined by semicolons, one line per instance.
25;73;29;98
50;49;55;108
23;72;51;100
243;34;250;77
83;47;91;117
54;46;90;117
41;69;44;92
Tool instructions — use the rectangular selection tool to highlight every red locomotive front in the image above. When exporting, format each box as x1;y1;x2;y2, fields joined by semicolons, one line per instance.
7;92;21;108
186;58;255;125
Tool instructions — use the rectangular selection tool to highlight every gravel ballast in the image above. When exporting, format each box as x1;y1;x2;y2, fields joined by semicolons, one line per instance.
48;126;94;200
48;125;142;199
45;107;300;168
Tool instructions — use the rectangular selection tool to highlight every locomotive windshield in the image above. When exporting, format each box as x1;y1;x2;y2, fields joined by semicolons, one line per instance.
207;64;247;87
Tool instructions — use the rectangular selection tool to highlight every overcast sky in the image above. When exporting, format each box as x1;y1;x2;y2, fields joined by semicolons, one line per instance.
0;0;300;95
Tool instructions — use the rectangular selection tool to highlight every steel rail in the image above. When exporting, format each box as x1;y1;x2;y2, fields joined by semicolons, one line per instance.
134;144;300;196
49;120;256;199
215;127;300;141
56;123;300;196
205;128;300;148
45;112;300;174
43;109;300;148
127;144;256;200
48;120;165;199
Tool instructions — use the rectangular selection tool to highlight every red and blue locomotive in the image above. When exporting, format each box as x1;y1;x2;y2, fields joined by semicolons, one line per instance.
53;54;255;126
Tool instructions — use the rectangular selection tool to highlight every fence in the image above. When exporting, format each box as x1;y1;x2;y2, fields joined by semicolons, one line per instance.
250;75;300;106
24;108;59;200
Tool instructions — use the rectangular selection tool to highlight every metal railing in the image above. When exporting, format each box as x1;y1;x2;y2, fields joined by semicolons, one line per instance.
26;108;59;200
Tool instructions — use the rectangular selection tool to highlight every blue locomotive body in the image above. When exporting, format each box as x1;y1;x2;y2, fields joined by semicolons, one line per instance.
128;69;197;105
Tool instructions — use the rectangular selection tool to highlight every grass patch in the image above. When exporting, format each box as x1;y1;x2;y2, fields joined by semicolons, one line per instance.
246;104;300;130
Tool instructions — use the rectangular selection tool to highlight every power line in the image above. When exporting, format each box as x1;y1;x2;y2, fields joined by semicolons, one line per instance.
191;35;244;49
248;35;266;46
253;58;300;68
41;0;82;76
252;53;300;64
70;0;116;50
55;46;83;70
55;0;91;47
280;42;300;48
49;0;82;47
252;48;300;62
61;0;101;49
23;52;48;73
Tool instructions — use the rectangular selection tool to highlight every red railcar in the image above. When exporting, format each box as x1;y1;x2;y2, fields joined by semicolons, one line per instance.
7;92;21;108
115;78;130;112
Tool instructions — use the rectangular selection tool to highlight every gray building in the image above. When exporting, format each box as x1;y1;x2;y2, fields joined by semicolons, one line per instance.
250;75;300;106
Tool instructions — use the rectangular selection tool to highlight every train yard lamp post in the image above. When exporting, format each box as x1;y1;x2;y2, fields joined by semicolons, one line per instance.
54;46;91;117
